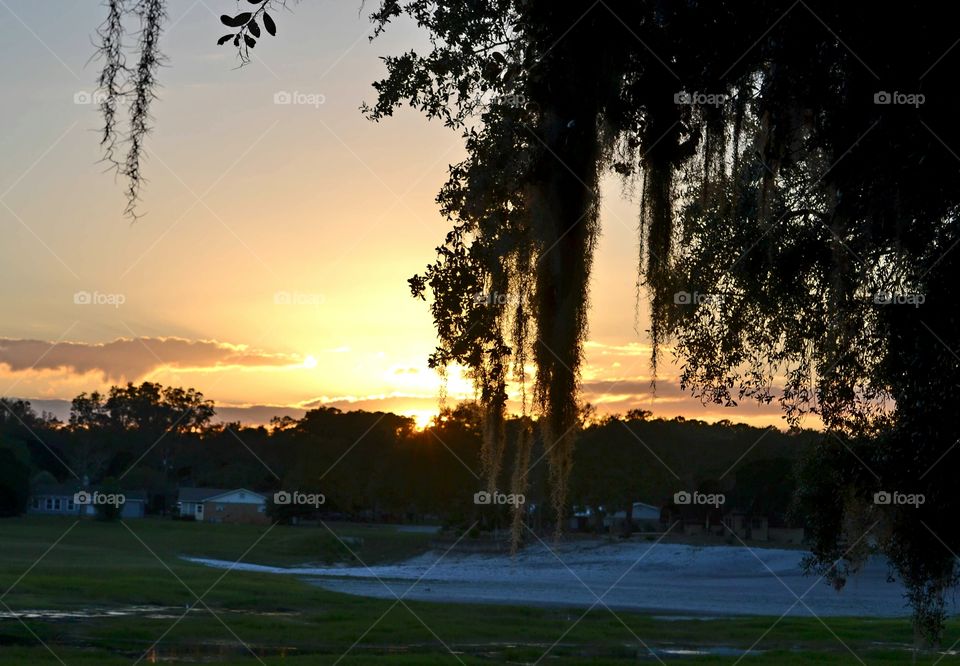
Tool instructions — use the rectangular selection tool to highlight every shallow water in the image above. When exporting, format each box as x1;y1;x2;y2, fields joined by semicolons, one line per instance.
0;605;182;620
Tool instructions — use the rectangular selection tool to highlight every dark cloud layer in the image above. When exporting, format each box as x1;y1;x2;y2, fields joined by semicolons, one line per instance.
0;337;296;382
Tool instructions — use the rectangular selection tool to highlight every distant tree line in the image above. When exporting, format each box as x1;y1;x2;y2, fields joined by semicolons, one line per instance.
0;383;814;533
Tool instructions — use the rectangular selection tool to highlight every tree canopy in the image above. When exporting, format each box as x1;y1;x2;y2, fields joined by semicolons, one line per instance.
92;0;960;641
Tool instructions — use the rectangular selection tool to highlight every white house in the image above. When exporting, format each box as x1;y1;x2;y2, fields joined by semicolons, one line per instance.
603;502;662;530
28;483;146;518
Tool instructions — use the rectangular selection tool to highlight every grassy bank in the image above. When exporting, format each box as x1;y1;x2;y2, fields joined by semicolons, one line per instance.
0;517;957;664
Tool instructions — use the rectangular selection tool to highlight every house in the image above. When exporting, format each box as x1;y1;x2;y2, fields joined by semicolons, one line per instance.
568;506;595;532
661;502;725;536
113;490;147;518
603;502;662;531
28;483;146;519
177;487;268;524
28;483;79;515
722;510;768;541
567;502;663;532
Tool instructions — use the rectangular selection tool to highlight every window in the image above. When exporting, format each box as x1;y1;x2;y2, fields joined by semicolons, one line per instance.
53;498;62;511
32;498;40;510
196;504;203;516
45;498;53;511
67;499;75;511
216;504;224;512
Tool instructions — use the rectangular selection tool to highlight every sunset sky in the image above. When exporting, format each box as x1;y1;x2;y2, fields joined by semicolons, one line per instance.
0;1;792;428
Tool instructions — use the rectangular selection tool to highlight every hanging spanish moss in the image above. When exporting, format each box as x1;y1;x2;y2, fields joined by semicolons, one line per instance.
509;418;534;548
96;0;126;169
95;0;294;217
93;0;165;219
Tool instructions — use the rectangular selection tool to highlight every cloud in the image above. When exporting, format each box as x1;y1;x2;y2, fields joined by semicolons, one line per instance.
0;337;297;382
581;378;685;399
583;340;655;357
580;376;803;428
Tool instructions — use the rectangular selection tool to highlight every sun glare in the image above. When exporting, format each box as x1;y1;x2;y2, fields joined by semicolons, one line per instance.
411;411;435;431
303;355;318;369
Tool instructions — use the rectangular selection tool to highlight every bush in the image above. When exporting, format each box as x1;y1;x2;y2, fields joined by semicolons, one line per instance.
0;446;29;517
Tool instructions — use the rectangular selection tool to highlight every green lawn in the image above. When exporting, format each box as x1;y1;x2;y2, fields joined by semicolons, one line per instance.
0;517;957;664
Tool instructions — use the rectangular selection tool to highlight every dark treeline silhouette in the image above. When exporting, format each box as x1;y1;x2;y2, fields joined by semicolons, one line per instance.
0;383;814;534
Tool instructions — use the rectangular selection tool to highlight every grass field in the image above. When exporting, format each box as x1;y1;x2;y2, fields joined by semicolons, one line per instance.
0;517;957;664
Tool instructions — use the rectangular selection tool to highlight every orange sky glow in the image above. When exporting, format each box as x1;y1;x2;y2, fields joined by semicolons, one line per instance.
0;1;800;431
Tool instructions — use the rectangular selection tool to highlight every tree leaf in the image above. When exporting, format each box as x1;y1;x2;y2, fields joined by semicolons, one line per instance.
263;12;277;36
220;12;252;28
248;19;261;38
217;33;234;46
244;35;257;49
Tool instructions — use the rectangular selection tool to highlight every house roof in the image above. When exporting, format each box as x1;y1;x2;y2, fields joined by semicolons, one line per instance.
177;487;232;502
32;484;147;501
204;488;267;502
177;487;266;502
668;503;723;521
33;483;81;497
